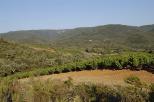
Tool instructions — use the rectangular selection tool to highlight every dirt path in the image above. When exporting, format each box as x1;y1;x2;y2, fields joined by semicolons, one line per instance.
21;70;154;86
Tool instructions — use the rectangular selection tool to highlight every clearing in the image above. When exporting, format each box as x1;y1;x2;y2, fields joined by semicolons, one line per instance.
21;70;154;86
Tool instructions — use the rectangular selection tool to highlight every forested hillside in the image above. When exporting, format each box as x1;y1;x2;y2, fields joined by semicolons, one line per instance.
1;24;154;50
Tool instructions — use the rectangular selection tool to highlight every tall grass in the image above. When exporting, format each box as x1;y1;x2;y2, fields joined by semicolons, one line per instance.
0;78;153;102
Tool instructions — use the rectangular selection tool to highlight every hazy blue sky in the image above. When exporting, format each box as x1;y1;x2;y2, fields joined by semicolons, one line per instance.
0;0;154;33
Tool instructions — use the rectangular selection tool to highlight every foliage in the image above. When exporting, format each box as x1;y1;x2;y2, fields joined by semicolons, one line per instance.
0;39;93;77
124;76;142;87
0;39;154;78
0;78;152;102
1;24;154;50
2;52;152;79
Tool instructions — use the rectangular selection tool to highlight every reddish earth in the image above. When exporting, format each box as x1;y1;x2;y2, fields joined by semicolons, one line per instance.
21;70;154;86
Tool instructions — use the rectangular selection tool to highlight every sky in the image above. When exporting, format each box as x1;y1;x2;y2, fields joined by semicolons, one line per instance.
0;0;154;33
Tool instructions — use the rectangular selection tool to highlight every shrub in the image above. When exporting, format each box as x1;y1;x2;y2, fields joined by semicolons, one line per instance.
2;52;154;79
0;78;152;102
124;76;142;87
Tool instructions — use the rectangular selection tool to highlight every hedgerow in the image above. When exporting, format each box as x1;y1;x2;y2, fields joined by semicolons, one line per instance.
5;52;153;79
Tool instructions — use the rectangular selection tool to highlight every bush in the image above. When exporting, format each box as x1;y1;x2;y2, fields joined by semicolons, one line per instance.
124;76;142;87
2;52;154;79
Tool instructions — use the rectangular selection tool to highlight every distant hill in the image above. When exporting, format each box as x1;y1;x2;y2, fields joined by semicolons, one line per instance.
0;30;62;43
139;24;154;31
1;24;154;50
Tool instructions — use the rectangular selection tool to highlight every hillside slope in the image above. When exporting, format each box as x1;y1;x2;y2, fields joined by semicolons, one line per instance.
0;39;57;76
1;24;154;49
0;39;92;77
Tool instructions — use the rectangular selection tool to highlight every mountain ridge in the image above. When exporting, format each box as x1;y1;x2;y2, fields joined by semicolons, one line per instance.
0;24;154;50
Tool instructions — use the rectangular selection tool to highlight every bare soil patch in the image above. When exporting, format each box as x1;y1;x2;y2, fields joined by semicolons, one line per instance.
21;70;154;86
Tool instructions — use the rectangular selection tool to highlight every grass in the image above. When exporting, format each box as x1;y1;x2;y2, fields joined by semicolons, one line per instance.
124;76;142;87
0;77;153;102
